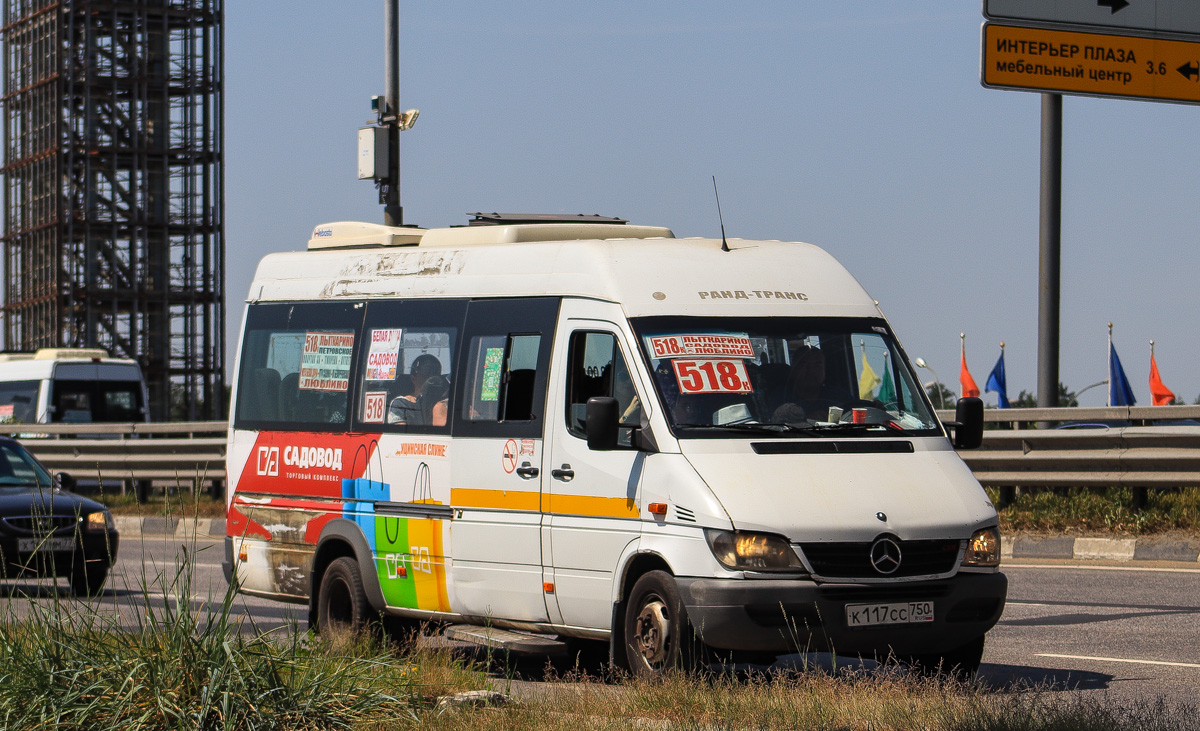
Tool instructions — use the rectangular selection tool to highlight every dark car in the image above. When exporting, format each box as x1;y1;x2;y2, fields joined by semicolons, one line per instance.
0;437;118;596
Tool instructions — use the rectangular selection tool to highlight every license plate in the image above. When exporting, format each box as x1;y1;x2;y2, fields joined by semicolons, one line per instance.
846;601;934;627
17;537;74;553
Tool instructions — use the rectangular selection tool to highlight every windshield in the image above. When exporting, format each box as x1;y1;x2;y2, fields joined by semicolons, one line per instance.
0;442;52;487
631;316;942;438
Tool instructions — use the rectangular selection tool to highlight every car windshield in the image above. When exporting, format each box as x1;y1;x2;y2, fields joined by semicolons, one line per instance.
0;442;53;487
631;316;942;438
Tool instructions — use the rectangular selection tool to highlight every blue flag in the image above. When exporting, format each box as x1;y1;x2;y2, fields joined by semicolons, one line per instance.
1109;343;1136;406
985;350;1009;408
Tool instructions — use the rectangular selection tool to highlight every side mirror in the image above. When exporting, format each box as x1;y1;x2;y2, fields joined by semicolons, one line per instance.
586;396;620;451
952;397;984;449
54;472;76;491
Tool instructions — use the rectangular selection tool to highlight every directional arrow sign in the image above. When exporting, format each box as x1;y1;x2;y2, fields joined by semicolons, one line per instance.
982;23;1200;105
984;0;1200;37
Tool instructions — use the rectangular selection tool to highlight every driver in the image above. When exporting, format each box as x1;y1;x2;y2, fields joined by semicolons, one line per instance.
772;346;851;422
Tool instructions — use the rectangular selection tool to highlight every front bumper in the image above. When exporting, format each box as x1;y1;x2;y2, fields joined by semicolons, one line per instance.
677;571;1007;656
0;529;119;579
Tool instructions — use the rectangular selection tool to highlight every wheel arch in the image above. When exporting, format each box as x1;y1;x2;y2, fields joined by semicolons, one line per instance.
310;518;385;627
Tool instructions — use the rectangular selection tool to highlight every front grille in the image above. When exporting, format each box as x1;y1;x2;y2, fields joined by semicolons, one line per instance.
2;515;79;535
799;539;962;579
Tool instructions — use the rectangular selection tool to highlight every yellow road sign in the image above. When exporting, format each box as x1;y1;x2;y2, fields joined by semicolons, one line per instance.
982;23;1200;105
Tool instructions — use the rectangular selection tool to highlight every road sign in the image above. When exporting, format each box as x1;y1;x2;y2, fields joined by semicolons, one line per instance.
982;23;1200;105
984;0;1200;37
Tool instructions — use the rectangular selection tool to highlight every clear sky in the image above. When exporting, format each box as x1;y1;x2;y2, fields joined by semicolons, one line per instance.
226;2;1200;407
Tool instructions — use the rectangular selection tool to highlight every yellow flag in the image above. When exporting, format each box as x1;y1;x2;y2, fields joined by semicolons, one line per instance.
859;350;881;399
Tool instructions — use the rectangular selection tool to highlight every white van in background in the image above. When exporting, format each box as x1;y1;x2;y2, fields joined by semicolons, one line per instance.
0;348;149;425
225;214;1003;678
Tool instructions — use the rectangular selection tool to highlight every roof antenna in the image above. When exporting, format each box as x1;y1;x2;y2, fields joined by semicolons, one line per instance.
712;175;730;252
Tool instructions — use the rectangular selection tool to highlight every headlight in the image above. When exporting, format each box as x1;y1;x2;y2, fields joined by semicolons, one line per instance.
705;529;804;572
85;510;113;531
961;526;1001;567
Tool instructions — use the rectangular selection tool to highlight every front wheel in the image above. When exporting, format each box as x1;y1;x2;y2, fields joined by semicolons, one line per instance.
67;564;108;598
624;570;706;677
317;556;371;635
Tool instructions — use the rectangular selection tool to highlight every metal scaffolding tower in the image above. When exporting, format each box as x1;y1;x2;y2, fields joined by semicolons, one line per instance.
1;0;224;421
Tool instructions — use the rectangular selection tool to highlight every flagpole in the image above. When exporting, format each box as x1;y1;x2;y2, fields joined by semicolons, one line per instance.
1107;322;1113;408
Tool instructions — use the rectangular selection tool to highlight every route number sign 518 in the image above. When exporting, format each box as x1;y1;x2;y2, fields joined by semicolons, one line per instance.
672;359;754;394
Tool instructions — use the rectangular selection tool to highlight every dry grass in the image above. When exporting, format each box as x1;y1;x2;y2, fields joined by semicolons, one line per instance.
992;486;1200;536
366;668;1198;731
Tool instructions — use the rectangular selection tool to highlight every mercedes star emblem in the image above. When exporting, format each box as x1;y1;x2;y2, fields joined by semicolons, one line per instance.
870;537;902;575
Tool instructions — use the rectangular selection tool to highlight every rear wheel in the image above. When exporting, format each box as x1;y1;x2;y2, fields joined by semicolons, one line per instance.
317;557;371;634
624;570;706;677
904;635;986;680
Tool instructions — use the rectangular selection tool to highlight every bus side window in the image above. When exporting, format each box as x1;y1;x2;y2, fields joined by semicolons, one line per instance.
452;298;560;440
0;380;40;424
233;302;364;432
354;299;466;434
462;333;541;423
565;331;641;444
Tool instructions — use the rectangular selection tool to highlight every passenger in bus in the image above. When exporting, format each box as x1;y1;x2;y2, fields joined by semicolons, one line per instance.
388;354;449;426
771;345;850;422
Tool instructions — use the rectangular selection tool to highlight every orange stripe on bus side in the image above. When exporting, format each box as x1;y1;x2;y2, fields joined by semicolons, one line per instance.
546;493;640;519
450;488;639;519
450;488;541;512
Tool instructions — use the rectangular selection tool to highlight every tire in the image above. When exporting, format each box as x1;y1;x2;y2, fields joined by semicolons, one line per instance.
623;570;706;677
67;563;109;598
904;635;986;681
317;556;371;635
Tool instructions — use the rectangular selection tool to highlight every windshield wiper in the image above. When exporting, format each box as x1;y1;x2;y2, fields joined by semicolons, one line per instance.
674;422;814;434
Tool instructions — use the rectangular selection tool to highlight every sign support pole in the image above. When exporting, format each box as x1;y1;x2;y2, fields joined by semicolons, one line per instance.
383;0;403;226
1037;92;1062;411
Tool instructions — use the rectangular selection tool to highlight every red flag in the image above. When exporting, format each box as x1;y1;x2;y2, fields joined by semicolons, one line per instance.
960;349;980;399
1149;351;1175;406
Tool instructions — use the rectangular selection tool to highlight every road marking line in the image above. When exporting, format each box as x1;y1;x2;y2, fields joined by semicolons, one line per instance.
1006;563;1200;574
1036;653;1200;669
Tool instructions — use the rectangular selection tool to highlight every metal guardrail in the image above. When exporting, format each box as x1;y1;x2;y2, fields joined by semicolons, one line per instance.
934;405;1200;505
0;421;228;487
4;406;1198;499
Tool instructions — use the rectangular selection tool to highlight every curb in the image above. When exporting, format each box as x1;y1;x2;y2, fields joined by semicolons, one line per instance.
113;516;226;540
1001;535;1200;563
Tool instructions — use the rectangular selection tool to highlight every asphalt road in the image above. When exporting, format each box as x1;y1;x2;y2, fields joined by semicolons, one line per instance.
2;535;1197;706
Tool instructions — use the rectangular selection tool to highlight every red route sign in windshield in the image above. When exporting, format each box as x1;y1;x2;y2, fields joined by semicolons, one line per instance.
673;359;754;394
650;334;754;359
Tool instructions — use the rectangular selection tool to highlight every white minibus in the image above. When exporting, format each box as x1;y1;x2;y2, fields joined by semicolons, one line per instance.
0;348;148;425
225;215;1004;677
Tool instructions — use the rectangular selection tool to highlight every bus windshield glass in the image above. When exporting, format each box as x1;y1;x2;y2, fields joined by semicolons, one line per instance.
631;316;941;438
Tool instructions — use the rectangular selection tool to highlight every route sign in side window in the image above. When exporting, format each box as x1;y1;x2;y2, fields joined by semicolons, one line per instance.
453;298;560;440
353;299;466;434
234;301;365;432
565;331;642;446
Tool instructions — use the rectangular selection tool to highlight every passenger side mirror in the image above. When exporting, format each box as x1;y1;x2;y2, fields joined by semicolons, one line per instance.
951;397;984;449
586;396;620;451
54;472;76;491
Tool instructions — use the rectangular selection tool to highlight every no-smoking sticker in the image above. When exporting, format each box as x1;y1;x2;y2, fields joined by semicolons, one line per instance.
502;439;518;474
